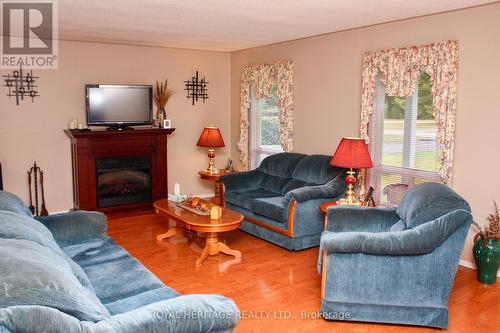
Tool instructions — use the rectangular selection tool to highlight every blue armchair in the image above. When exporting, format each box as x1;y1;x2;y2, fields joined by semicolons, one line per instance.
318;182;472;328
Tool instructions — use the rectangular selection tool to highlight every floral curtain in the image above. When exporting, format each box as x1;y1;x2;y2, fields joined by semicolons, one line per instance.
237;60;294;169
360;40;459;185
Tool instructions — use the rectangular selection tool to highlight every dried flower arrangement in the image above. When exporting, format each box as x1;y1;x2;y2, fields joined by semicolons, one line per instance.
473;200;500;243
153;80;174;116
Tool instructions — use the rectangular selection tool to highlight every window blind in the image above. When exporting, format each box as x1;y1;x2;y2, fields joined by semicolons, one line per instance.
368;73;443;206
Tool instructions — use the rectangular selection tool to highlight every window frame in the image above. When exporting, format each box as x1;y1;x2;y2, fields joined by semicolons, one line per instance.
368;74;442;205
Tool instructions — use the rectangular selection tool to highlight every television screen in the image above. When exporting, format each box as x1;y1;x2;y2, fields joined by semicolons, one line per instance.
86;84;152;128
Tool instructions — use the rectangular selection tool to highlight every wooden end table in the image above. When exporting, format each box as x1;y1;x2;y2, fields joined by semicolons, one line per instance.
319;200;338;230
154;199;243;266
198;170;233;205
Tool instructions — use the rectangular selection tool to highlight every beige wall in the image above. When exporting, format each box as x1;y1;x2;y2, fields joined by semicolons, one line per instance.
230;3;500;264
0;41;231;212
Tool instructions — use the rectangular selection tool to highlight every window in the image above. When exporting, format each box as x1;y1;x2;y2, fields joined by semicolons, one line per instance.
369;72;442;206
249;85;283;168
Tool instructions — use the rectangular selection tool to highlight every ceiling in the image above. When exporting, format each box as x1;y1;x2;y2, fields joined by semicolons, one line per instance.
56;0;496;52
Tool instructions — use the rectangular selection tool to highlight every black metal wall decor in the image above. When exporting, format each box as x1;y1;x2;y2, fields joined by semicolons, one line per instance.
184;71;209;105
2;65;39;106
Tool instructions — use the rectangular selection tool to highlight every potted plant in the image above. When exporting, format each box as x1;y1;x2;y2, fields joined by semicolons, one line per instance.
153;80;173;128
472;200;500;284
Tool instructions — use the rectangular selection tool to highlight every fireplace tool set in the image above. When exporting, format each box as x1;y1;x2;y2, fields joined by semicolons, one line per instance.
27;161;49;216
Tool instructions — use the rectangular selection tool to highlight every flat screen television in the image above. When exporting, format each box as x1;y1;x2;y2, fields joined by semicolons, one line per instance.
86;84;153;130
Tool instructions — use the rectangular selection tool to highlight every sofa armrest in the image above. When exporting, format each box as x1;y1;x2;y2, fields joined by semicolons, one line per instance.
321;209;471;256
0;295;239;333
105;294;239;332
35;211;107;247
284;177;345;204
327;206;400;233
220;170;263;192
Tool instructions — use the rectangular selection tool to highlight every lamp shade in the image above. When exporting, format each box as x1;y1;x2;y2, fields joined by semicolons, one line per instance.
196;126;225;148
330;137;373;169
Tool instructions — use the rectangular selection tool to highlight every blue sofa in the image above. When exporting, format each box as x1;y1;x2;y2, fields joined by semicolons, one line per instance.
221;153;345;250
0;191;239;333
318;182;472;328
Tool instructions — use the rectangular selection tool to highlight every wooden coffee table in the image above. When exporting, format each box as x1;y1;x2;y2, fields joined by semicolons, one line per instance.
153;199;244;266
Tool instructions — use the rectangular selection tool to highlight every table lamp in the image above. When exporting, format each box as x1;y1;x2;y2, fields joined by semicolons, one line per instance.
197;126;225;174
330;137;373;205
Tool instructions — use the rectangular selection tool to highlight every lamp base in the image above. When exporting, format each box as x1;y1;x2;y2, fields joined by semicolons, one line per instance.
204;167;220;175
205;148;219;174
337;168;361;205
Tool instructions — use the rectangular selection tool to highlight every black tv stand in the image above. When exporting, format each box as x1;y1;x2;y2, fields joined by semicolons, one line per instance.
106;125;135;131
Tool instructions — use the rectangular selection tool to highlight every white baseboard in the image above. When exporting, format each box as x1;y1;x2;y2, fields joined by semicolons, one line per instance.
48;210;71;215
460;259;500;277
459;259;476;270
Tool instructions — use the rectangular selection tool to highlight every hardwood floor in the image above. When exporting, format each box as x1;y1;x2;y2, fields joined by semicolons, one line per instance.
108;212;500;332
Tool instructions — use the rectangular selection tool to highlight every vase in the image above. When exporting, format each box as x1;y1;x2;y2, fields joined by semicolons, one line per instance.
473;238;500;284
156;107;166;128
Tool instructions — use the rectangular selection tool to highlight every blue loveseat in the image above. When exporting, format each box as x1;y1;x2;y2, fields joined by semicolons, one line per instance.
318;182;472;328
221;153;346;250
0;191;239;333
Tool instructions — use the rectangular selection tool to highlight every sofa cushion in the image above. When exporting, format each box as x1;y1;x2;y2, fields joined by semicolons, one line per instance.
0;210;61;253
0;190;33;217
258;153;306;193
63;237;130;268
225;189;281;211
281;179;307;194
0;238;110;322
0;210;95;293
260;174;292;193
258;152;306;177
104;287;179;315
251;196;287;222
66;237;169;305
291;154;344;185
397;182;471;229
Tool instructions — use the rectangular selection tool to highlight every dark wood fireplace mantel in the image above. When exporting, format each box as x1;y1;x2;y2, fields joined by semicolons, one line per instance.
65;128;175;212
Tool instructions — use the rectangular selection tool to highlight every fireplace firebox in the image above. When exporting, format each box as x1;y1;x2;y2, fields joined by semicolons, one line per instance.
96;157;152;208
